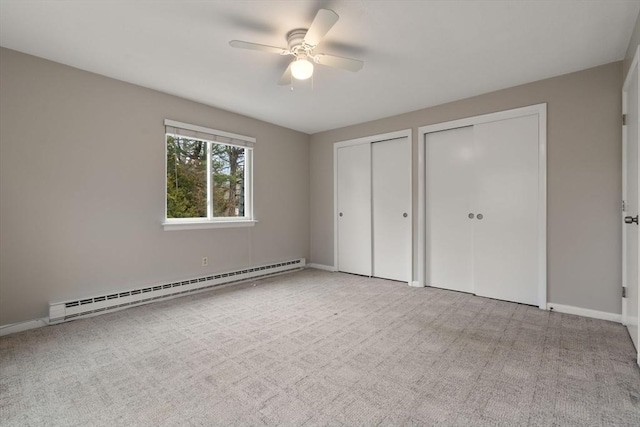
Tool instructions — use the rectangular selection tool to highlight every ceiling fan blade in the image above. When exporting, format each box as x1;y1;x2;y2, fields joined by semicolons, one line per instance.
278;63;293;86
303;9;339;47
229;40;288;55
315;54;364;72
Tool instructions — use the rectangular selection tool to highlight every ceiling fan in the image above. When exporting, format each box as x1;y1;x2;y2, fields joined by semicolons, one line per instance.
229;9;364;85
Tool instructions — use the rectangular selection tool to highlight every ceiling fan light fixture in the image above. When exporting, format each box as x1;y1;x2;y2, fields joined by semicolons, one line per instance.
291;57;314;80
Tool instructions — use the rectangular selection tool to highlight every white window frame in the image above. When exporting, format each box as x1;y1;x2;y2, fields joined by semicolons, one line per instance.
162;119;256;231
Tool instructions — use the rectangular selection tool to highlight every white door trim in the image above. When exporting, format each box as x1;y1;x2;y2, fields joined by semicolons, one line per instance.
417;104;547;309
333;129;413;284
333;129;412;149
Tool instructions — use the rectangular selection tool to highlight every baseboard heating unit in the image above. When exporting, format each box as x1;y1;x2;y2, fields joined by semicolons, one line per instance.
49;258;305;324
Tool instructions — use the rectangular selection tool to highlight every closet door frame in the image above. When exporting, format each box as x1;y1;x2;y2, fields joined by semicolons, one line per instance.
417;104;547;309
333;129;413;284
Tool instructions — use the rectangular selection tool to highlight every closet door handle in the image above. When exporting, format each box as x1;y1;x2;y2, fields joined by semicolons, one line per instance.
477;214;483;220
624;215;638;224
468;213;474;219
403;213;408;218
339;212;343;217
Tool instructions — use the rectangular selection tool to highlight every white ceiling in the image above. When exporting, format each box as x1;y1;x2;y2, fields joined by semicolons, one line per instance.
0;0;638;134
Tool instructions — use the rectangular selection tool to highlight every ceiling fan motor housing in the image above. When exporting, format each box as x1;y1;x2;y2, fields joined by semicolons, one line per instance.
287;29;312;54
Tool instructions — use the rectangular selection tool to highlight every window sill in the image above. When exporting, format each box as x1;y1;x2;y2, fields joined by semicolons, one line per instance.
162;219;258;231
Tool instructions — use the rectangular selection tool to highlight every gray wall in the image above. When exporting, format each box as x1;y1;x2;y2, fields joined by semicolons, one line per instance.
310;62;622;315
0;40;630;325
0;48;310;325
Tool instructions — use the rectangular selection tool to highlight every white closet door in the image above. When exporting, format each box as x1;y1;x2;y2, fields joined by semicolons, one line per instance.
337;144;372;276
425;127;475;293
372;137;411;282
473;115;540;305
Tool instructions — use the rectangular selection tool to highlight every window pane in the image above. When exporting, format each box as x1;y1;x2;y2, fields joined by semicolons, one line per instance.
211;144;245;217
166;136;207;218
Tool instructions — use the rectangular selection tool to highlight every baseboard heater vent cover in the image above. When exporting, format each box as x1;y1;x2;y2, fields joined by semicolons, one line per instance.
49;258;305;324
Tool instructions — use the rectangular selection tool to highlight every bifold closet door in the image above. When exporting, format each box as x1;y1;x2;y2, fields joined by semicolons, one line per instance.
337;143;372;276
473;115;539;306
372;137;411;282
425;127;475;293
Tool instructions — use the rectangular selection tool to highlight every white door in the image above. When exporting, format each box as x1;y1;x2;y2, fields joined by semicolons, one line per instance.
424;115;540;305
473;115;540;306
623;52;639;357
372;137;411;282
425;127;475;293
337;144;372;276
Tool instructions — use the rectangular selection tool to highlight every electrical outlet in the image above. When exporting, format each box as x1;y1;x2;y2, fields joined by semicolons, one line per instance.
201;257;208;267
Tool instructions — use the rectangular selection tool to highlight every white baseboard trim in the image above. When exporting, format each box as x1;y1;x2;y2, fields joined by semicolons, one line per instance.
307;263;336;272
410;281;424;288
0;318;48;337
547;303;621;323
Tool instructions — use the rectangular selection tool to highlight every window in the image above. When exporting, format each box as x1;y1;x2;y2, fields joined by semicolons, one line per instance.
163;119;255;230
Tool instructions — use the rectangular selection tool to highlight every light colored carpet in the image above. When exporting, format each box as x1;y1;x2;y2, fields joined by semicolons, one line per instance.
1;268;639;426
